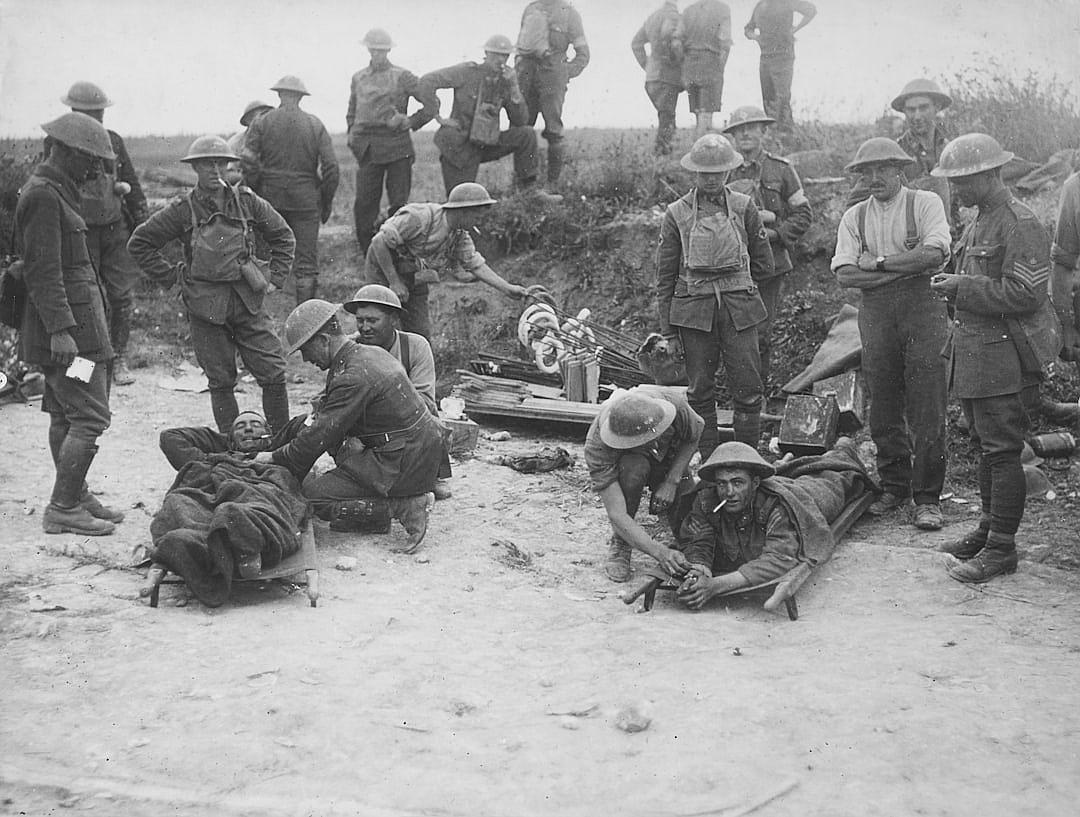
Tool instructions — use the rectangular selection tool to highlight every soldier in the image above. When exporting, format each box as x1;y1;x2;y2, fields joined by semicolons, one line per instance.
677;0;732;139
1050;167;1080;372
363;182;528;339
832;137;952;531
722;105;812;392
56;82;149;386
930;133;1061;582
743;0;816;129
343;284;454;501
631;1;684;156
256;300;443;551
16;113;123;535
514;0;590;186
128;136;295;435
225;100;273;185
656;134;774;457
847;79;956;226
419;35;557;198
242;75;339;304
346;29;431;252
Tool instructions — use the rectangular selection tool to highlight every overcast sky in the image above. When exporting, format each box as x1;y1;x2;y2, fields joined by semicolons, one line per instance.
1;0;1077;138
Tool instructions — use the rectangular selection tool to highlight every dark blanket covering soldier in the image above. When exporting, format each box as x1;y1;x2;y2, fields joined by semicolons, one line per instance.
673;440;876;609
253;300;443;552
930;133;1061;584
584;387;704;583
15;112;125;536
128;135;295;436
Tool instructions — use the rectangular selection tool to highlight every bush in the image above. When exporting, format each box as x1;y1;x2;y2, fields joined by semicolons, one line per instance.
944;63;1080;162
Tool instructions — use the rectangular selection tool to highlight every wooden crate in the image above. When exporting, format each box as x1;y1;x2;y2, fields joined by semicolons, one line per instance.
778;394;840;456
441;416;480;455
812;369;865;432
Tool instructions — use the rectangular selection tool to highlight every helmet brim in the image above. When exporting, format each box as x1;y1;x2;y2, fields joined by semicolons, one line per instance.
343;298;402;314
891;91;952;113
930;151;1015;178
721;115;775;133
598;396;677;450
442;198;497;209
680;154;743;173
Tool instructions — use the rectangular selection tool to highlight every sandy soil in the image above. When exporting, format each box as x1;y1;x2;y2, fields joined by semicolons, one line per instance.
2;369;1080;817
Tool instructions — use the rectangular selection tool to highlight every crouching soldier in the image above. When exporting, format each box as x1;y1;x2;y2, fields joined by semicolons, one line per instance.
128;135;295;434
585;387;704;583
254;300;443;552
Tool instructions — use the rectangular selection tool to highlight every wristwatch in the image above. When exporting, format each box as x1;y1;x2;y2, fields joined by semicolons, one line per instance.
875;255;887;272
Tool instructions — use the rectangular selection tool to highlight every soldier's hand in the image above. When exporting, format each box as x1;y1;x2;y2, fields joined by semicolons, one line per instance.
438;116;462;130
930;272;960;297
759;209;777;225
390;281;411;304
857;252;877;272
265;282;278;295
501;64;518;84
387;112;410;132
50;331;79;367
656;547;690;580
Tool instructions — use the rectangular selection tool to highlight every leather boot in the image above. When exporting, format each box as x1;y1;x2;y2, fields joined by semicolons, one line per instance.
604;535;632;583
947;532;1018;583
112;356;136;386
732;411;762;450
111;310;136;386
940;518;990;560
45;438;114;536
261;382;291;435
210;388;240;434
389;492;434;553
329;498;392;533
80;486;125;523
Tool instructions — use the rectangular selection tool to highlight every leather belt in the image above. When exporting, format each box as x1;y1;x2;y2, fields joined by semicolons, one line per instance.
356;413;427;448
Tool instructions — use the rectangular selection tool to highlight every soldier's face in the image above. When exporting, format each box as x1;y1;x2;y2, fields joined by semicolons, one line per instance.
229;413;271;453
697;171;728;195
949;172;990;208
860;163;903;201
731;124;766;157
483;51;509;71
300;334;332;369
903;96;938;136
368;48;390;68
352;305;397;348
191;159;230;191
710;468;759;516
67;147;101;182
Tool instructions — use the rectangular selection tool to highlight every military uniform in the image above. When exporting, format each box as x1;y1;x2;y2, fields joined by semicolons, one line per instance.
744;0;816;128
346;60;430;251
242;105;339;302
727;149;811;388
631;1;684;156
15;163;113;507
946;188;1059;540
656;187;774;455
515;0;590;183
128;184;295;433
417;61;539;195
363;203;489;339
1050;171;1080;371
677;0;732;118
270;340;443;508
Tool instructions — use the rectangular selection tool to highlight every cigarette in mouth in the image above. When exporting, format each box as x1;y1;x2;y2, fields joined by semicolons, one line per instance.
712;499;728;513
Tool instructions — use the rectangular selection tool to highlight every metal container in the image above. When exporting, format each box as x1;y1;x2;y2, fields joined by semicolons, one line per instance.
1028;432;1076;458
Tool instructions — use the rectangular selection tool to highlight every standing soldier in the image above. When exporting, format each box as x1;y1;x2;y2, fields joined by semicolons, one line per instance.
677;0;733;139
419;35;556;198
1049;164;1080;372
56;82;149;386
930;134;1061;582
346;29;431;253
225;100;273;185
129;136;295;435
656;134;774;457
847;79;956;226
723;105;812;392
743;0;816;129
832;137;951;531
363;182;528;339
242;75;339;304
631;1;684;156
514;0;590;186
16;113;123;535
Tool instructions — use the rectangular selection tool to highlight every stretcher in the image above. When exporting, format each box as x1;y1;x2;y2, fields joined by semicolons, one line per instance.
621;492;875;620
140;517;320;608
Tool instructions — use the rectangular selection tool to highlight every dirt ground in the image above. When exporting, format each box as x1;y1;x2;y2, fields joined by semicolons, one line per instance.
2;365;1080;817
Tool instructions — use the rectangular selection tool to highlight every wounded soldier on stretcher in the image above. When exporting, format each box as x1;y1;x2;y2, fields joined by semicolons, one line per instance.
671;438;878;610
151;412;310;607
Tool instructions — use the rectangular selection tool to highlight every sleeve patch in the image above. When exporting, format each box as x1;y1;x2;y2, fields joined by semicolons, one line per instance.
1011;260;1050;290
